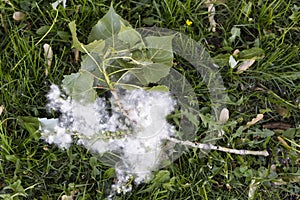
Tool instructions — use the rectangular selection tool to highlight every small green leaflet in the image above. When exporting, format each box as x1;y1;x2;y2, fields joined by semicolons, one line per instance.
62;70;97;103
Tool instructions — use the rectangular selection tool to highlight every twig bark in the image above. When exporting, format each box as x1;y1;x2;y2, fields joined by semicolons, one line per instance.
167;137;269;157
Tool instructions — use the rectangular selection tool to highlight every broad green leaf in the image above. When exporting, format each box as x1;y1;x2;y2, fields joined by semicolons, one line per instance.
62;70;97;103
144;35;174;67
118;26;144;50
81;54;103;78
130;63;170;84
69;21;105;53
19;116;40;141
143;63;170;83
88;5;128;42
238;47;265;60
129;68;148;85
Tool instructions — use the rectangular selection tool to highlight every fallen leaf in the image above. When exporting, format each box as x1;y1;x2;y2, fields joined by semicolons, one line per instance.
0;105;4;115
246;114;264;126
232;49;240;56
273;176;300;185
13;11;25;21
277;136;291;149
262;122;291;130
275;106;290;118
206;0;217;32
52;0;67;10
43;44;53;75
74;49;79;64
219;108;229;124
248;179;260;200
61;195;73;200
237;59;255;73
226;183;232;190
229;55;238;68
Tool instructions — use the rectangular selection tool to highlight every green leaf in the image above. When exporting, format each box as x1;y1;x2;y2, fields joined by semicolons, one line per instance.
130;63;170;84
88;5;128;42
57;31;71;41
228;27;241;43
144;35;174;67
62;70;97;103
69;21;105;53
36;25;50;35
81;54;104;79
128;68;148;85
19;116;40;141
238;47;265;60
118;26;144;50
143;63;170;83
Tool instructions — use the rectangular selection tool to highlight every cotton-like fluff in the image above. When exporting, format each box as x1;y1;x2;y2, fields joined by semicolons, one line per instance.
40;85;176;195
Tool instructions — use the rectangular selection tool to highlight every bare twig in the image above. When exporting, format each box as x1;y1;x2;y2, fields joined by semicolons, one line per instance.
110;89;137;124
167;137;269;156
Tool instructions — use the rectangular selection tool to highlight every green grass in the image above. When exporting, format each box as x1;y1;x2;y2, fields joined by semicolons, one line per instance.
1;0;300;199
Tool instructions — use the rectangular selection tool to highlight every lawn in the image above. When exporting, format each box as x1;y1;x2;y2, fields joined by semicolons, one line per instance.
0;0;299;199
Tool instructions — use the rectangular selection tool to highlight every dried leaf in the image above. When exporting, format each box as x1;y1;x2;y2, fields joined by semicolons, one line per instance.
206;0;217;32
74;49;79;64
232;49;240;56
43;44;53;75
0;105;4;116
237;59;255;73
219;108;229;124
262;122;291;130
246;114;264;126
13;11;25;21
277;136;291;149
248;179;260;200
275;106;290;118
61;195;73;200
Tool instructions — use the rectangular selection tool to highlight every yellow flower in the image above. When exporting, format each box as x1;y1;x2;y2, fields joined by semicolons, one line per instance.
186;19;193;26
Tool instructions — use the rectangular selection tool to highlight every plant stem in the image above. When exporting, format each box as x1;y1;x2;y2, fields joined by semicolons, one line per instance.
167;137;269;157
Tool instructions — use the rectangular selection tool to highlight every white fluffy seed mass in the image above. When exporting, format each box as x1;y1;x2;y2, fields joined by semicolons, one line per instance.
39;84;176;193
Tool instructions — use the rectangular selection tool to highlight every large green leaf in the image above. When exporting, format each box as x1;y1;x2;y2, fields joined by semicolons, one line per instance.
144;35;174;67
69;21;105;53
88;5;128;43
118;26;144;50
62;70;97;103
143;63;170;83
129;63;170;84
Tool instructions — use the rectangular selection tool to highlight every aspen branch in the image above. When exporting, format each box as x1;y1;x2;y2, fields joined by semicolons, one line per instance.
167;137;269;157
